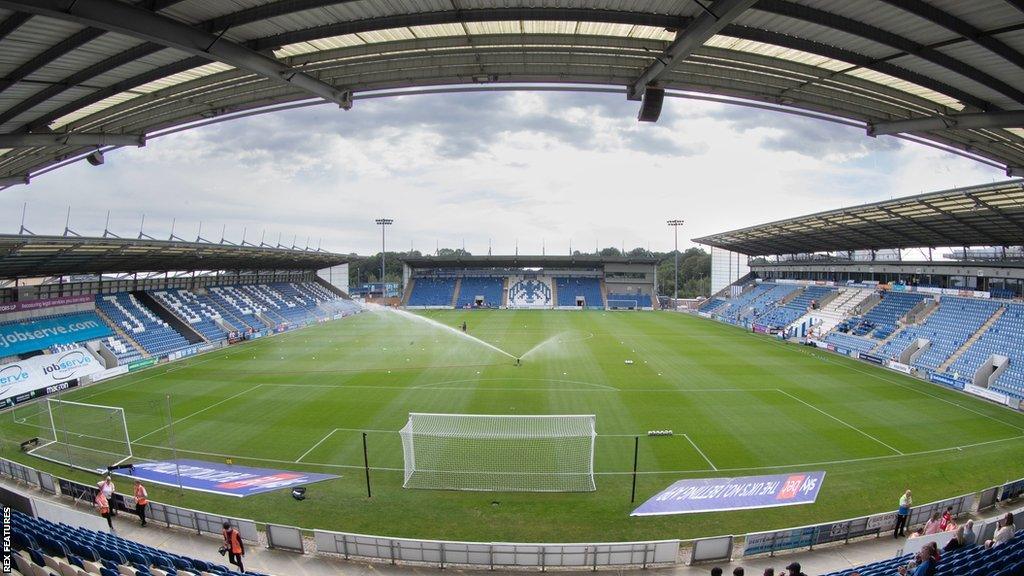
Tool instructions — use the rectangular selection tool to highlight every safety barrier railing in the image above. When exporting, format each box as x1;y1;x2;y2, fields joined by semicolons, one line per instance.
2;456;1022;570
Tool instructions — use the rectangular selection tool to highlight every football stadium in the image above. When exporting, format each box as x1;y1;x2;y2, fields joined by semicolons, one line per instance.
2;2;1024;576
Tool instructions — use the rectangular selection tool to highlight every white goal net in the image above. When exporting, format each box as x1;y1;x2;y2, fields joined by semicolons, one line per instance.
400;413;597;492
25;398;132;473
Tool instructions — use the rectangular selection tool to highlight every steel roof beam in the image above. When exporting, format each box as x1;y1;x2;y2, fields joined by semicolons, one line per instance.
628;0;759;100
755;0;1024;107
967;193;1024;236
0;11;30;42
0;174;29;187
879;0;1024;73
0;133;144;148
1005;0;1024;15
722;25;993;113
0;0;352;108
0;28;105;95
868;111;1024;136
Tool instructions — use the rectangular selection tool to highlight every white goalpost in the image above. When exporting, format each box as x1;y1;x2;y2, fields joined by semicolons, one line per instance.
24;398;133;473
400;413;597;492
606;299;638;310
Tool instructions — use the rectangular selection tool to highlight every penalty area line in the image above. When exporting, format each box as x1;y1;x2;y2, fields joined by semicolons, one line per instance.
126;434;1024;477
131;384;264;443
776;388;904;455
683;433;718;471
296;428;339;462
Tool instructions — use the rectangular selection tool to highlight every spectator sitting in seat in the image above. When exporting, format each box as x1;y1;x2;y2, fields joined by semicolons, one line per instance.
711;568;723;576
985;512;1015;549
897;544;938;576
924;512;943;534
908;527;925;539
733;568;744;576
926;541;941;563
962;520;977;547
943;525;965;553
762;570;774;576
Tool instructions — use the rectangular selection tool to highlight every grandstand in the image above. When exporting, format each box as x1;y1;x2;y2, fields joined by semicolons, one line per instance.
400;255;657;310
0;234;359;411
1;1;1024;574
695;180;1024;404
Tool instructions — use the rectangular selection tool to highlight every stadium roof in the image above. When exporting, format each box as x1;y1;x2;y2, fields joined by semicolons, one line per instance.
0;0;1023;188
692;179;1024;256
0;234;347;279
401;255;659;269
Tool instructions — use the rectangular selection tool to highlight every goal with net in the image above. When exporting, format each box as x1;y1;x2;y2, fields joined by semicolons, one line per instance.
22;398;132;473
606;299;638;310
400;413;597;492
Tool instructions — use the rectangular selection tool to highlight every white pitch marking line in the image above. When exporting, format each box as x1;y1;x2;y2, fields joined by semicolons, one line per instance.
131;384;263;443
683;433;718;471
121;433;1024;477
776;388;904;455
297;428;339;462
754;330;1024;433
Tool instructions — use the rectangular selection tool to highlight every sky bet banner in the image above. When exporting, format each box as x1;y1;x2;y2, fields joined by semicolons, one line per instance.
118;459;340;497
0;348;105;408
0;313;112;356
631;471;826;516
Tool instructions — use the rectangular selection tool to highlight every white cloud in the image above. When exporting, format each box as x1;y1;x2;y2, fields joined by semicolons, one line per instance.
2;92;1005;255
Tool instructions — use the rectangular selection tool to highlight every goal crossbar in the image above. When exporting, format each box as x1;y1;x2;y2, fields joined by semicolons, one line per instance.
401;413;596;492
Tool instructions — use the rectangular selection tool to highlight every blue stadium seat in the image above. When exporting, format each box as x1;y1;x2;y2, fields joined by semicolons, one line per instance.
456;277;505;308
555;277;603;307
408;277;457;306
95;293;191;356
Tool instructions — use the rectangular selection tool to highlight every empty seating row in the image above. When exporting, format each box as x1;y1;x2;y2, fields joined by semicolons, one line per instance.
555;278;602;307
94;294;190;356
755;285;835;328
699;297;728;314
855;292;927;339
206;287;270;331
11;509;268;576
823;331;879;355
457;277;505;308
948;302;1024;400
407;278;457;306
151;290;228;342
876;297;1001;370
99;335;143;364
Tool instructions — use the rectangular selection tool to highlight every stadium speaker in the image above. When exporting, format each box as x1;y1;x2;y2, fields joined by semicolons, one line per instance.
86;150;105;166
291;486;307;501
637;87;665;123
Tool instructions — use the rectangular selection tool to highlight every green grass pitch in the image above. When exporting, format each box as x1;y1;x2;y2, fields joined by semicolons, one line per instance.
3;309;1024;542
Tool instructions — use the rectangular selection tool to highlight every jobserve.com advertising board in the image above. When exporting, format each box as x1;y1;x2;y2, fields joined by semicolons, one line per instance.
0;348;105;409
0;313;112;356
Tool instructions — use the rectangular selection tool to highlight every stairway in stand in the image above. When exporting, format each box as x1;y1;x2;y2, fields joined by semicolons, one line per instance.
939;305;1006;372
94;307;149;358
451;278;462;308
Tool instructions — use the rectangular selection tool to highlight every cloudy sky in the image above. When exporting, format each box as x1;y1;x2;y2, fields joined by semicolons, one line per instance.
2;91;1007;255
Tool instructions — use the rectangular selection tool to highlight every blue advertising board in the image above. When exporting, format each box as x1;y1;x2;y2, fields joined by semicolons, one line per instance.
928;372;965;390
0;313;112;356
631;471;826;516
116;459;340;497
